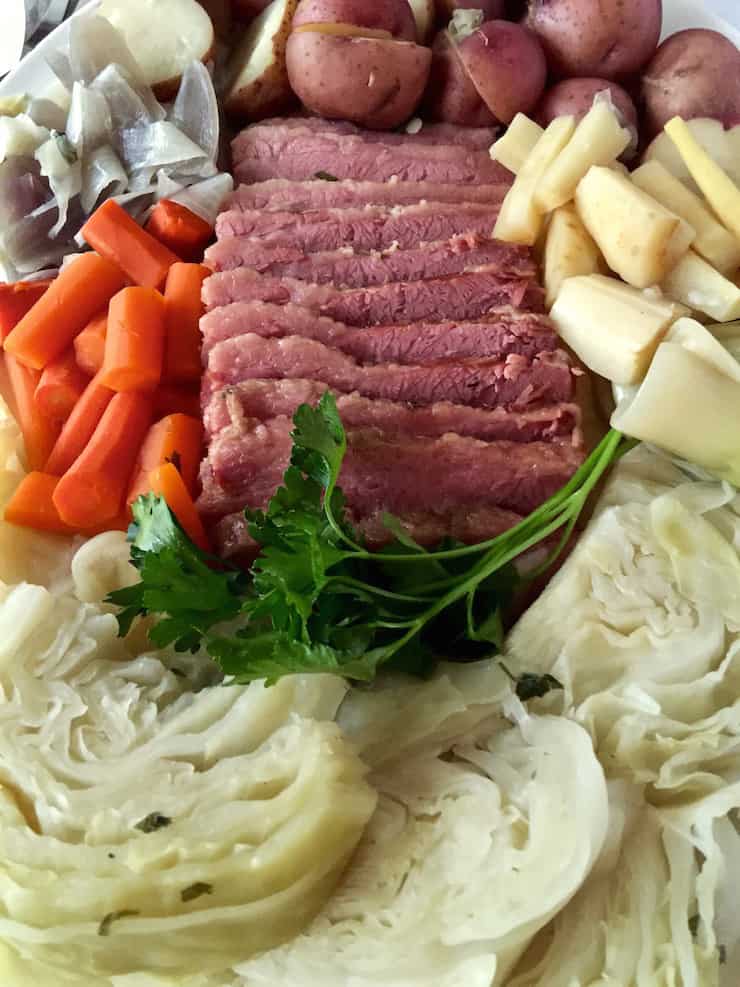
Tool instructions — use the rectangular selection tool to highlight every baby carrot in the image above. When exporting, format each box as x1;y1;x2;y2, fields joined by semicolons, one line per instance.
73;311;108;377
0;279;53;341
4;254;126;370
153;384;201;419
4;472;80;535
45;372;115;476
35;350;90;423
127;413;203;505
148;461;211;551
146;200;214;261
53;391;153;528
4;354;61;471
163;263;208;384
99;287;166;392
81;199;179;289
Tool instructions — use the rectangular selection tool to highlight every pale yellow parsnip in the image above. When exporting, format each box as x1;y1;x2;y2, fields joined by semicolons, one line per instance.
543;204;601;309
489;113;543;175
661;250;740;323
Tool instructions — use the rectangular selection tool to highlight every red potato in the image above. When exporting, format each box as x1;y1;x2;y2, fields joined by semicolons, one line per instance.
286;32;431;129
435;0;504;21
536;78;638;154
455;20;546;125
525;0;661;80
224;0;299;119
292;0;417;41
423;29;496;126
641;29;740;139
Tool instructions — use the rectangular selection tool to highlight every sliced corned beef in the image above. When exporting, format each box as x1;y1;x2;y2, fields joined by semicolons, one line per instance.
251;117;500;150
227;178;510;213
204;380;581;444
205;334;574;409
200;418;582;518
202;269;544;324
232;124;510;185
215;201;501;252
205;234;535;289
200;301;558;363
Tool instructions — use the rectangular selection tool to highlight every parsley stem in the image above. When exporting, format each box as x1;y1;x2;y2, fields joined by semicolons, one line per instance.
326;575;436;604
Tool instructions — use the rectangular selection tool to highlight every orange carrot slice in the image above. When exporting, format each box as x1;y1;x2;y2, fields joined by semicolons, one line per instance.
4;353;61;471
163;262;208;384
81;199;179;289
127;412;203;505
45;372;115;476
148;461;210;551
0;280;53;342
153;384;201;419
73;311;108;377
146;200;213;261
35;350;90;423
4;472;79;535
99;287;166;392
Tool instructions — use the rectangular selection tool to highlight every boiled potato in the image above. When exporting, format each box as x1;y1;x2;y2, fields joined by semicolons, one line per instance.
575;166;695;289
535;100;631;213
489;113;543;175
641;29;740;138
535;79;638;158
286;32;431;129
662;251;740;323
224;0;298;120
525;0;661;79
98;0;215;101
644;118;740;191
423;29;496;126
291;0;417;40
631;161;740;276
455;20;547;125
543;204;601;309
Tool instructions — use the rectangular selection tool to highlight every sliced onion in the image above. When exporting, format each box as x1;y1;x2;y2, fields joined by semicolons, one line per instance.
170;61;220;164
154;170;185;201
170;173;234;226
0;156;51;227
27;99;68;133
118;121;208;182
81;145;127;214
45;50;75;90
91;64;164;134
66;82;112;158
35;136;82;237
67;15;144;89
0;115;50;165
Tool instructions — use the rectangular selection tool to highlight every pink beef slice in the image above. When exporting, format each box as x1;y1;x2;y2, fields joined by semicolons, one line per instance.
232;123;511;184
205;234;534;289
251;117;501;150
215;201;502;252
198;417;583;519
204;334;575;410
227;178;510;212
199;302;558;363
202;269;545;324
203;379;581;444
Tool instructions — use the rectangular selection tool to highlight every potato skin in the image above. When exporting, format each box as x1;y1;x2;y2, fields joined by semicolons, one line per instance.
286;32;432;129
457;21;546;124
526;0;661;79
292;0;417;41
641;29;740;138
423;29;496;126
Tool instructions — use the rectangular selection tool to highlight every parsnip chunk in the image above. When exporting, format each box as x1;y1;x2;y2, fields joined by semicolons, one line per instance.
543;205;601;310
661;250;740;323
489;113;543;175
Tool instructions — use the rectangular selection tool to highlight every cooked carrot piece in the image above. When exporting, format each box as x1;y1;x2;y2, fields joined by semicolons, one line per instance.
45;372;115;476
146;200;214;261
4;255;126;370
74;311;108;376
153;383;201;419
148;461;210;551
99;287;166;392
35;350;90;423
4;472;80;534
81;199;179;289
5;354;61;471
0;280;53;342
53;391;153;528
127;413;203;505
163;262;208;384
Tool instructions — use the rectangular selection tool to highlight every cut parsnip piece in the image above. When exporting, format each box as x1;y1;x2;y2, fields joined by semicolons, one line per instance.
661;250;740;323
99;0;215;101
535;101;631;213
224;0;299;119
550;274;683;384
631;160;740;275
493;116;576;246
666;317;740;383
489;113;543;175
644;118;740;191
575;166;695;289
612;341;740;485
664;116;740;243
543;205;601;309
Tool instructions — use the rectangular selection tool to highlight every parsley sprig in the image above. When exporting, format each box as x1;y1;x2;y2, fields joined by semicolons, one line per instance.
109;394;630;686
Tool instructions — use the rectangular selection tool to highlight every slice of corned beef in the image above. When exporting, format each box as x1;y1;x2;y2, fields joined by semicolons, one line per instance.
200;301;557;363
202;269;544;324
251;117;500;150
211;501;523;558
232;124;510;184
205;334;574;409
227;178;510;213
204;380;582;444
201;419;583;518
205;234;535;288
215;201;501;252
